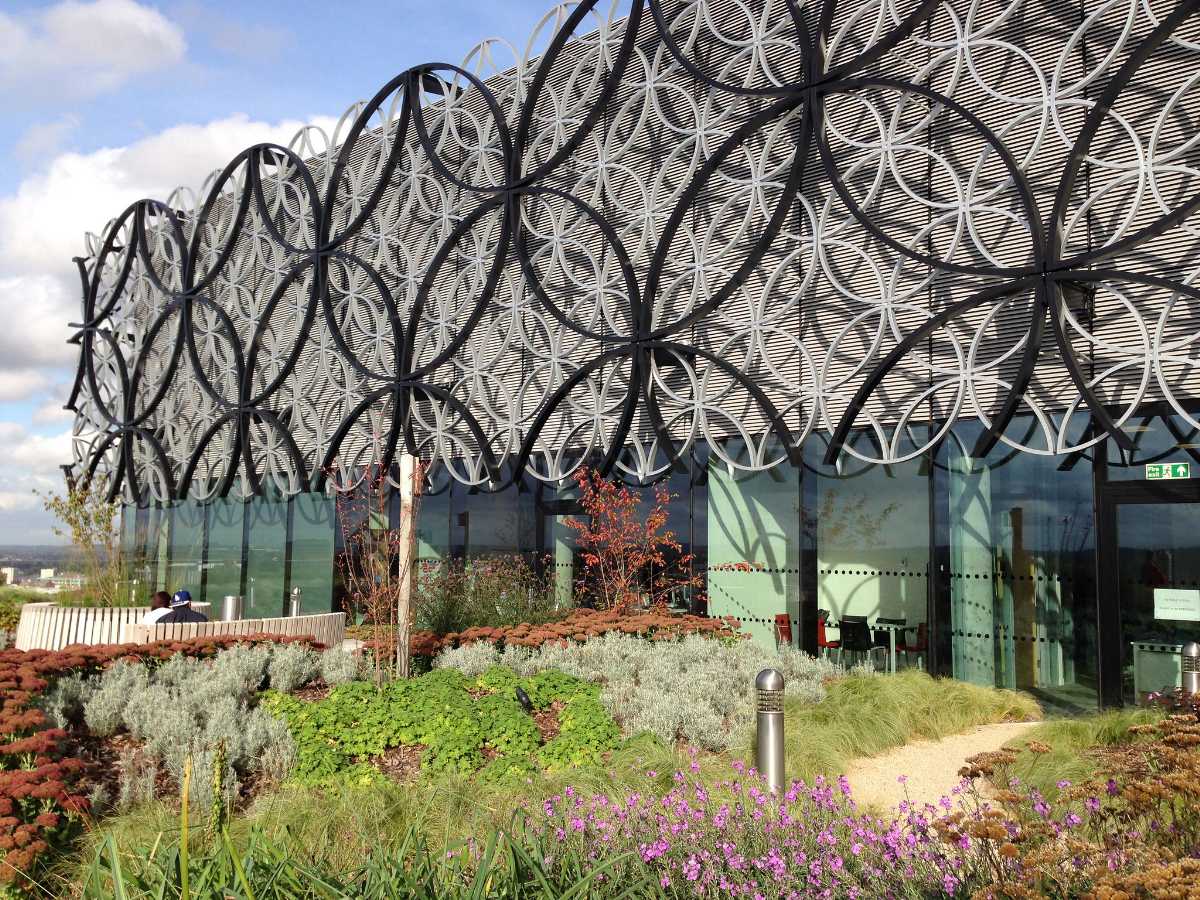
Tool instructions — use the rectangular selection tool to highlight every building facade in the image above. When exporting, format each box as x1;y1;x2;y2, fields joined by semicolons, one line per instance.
68;0;1200;710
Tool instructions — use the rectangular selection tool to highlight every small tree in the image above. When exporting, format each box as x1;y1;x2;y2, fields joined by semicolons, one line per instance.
334;456;423;683
563;467;702;612
38;482;124;606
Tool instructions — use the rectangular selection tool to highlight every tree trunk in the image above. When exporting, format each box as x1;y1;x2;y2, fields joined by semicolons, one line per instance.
395;453;420;678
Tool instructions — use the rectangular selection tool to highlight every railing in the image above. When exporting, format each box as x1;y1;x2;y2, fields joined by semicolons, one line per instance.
14;601;212;651
120;612;346;648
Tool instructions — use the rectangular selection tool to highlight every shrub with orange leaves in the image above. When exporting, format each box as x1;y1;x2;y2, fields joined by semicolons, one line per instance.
564;468;703;612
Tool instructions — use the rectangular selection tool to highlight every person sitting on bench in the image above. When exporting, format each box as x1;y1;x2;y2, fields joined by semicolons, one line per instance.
140;590;173;626
158;589;208;624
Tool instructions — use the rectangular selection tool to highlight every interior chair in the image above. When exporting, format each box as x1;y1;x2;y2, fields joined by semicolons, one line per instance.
816;609;841;661
839;618;888;670
774;613;793;649
898;622;928;670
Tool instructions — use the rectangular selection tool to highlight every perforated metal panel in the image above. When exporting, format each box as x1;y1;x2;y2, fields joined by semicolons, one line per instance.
66;0;1200;503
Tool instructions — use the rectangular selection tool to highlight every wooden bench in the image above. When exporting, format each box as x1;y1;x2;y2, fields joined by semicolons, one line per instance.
120;612;346;648
14;601;212;651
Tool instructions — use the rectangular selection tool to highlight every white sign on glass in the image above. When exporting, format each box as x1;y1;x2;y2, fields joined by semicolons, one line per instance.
1154;588;1200;622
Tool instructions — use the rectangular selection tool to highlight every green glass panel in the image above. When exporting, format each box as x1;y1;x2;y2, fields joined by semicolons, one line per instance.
418;488;450;560
707;444;801;648
246;496;289;618
290;493;335;614
205;499;244;606
943;417;1097;713
167;501;205;599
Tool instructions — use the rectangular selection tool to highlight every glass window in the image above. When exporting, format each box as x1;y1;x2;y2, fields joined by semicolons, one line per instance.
1106;413;1200;482
463;468;536;557
707;439;801;647
204;498;244;606
167;501;205;599
805;432;930;659
937;417;1098;713
290;492;336;615
417;480;451;561
245;493;289;618
144;503;169;593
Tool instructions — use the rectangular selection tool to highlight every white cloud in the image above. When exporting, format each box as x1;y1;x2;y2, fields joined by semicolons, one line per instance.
0;112;336;379
0;0;186;101
0;423;73;513
0;370;50;401
14;115;80;163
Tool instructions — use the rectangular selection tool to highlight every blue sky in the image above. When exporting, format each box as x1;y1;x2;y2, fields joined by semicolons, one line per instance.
0;0;557;543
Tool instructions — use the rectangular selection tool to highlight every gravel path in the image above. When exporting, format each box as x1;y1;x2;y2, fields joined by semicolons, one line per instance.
843;722;1039;814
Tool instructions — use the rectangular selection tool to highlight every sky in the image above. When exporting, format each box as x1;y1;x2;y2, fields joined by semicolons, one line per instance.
0;0;558;544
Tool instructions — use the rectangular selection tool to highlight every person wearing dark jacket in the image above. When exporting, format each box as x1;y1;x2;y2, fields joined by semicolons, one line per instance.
158;589;208;624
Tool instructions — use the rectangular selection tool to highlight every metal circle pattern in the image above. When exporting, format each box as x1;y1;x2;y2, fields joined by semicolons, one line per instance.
66;0;1200;501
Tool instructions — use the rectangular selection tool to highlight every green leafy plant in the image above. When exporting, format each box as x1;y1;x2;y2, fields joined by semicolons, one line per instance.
263;666;619;786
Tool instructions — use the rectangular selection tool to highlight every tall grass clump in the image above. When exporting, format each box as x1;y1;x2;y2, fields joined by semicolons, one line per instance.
436;632;847;750
78;793;654;899
780;669;1041;783
999;707;1161;798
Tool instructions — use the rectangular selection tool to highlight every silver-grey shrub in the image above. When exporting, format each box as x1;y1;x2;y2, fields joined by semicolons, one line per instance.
80;643;310;811
84;659;149;736
436;632;845;751
267;643;319;693
39;672;95;729
319;647;359;685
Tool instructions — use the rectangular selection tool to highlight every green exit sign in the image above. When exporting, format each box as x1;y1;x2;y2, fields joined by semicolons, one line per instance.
1146;462;1191;480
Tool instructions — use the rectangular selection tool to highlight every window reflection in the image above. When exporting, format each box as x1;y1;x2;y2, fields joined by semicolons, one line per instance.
937;418;1098;713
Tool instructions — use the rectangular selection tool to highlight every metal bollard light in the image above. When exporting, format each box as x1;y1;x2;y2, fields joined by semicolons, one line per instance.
221;594;244;622
289;586;303;617
1184;642;1200;695
755;668;785;794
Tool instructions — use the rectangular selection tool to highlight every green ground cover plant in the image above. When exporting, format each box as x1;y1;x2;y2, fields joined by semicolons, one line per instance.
262;665;622;786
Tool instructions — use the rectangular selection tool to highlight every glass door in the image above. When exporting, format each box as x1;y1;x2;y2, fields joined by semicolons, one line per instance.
1099;484;1200;706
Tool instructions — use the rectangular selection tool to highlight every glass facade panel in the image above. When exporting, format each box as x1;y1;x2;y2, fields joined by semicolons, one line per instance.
1106;413;1200;482
804;434;930;659
417;484;451;560
938;419;1098;712
463;475;535;557
1114;502;1200;703
707;443;801;646
290;493;336;614
204;499;244;605
245;495;289;618
167;501;205;598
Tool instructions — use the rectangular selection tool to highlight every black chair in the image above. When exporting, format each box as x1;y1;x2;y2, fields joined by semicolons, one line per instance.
839;618;887;669
873;617;907;649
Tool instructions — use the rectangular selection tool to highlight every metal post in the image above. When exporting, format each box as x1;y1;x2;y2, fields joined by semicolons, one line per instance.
1183;642;1200;695
289;586;303;617
755;668;785;794
221;594;243;622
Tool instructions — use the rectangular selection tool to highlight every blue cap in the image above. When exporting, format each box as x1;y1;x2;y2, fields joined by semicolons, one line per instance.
171;589;192;607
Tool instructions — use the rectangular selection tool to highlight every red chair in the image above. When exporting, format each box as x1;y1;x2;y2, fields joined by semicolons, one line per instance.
774;613;793;649
817;616;842;662
898;622;928;670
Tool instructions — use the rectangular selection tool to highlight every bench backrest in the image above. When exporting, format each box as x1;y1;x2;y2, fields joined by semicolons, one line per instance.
120;612;346;648
14;602;213;651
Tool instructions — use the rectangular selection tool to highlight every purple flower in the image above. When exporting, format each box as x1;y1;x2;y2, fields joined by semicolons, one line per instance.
1086;796;1100;813
1106;778;1120;796
1056;779;1071;789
